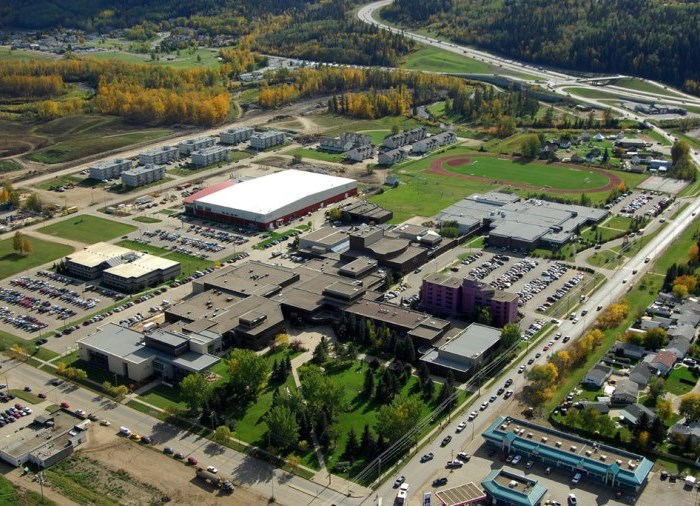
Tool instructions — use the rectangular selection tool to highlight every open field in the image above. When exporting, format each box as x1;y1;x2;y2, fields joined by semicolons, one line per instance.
0;160;22;173
116;240;213;275
39;215;136;244
84;47;225;70
0;236;74;281
0;46;55;62
613;78;685;98
565;87;630;100
666;366;699;395
402;45;491;74
0;115;175;166
287;147;346;163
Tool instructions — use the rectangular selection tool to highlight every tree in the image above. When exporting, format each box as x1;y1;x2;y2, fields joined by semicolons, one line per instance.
264;405;299;450
180;373;211;413
362;367;375;397
360;423;377;457
344;427;359;459
312;338;329;364
22;237;32;255
213;425;233;446
12;231;23;255
526;363;559;385
680;393;700;421
500;323;521;348
23;193;43;213
227;349;269;402
375;393;424;444
644;327;668;350
300;366;346;423
477;307;492;325
648;376;666;403
656;398;673;421
520;134;542;159
673;283;689;299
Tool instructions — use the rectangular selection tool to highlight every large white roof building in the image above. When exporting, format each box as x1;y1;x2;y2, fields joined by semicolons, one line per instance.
187;169;357;228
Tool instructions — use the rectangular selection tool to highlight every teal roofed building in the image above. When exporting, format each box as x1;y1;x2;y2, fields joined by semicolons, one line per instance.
482;417;653;493
481;468;547;506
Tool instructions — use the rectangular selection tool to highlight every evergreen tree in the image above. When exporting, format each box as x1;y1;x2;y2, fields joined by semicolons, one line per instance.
360;423;377;457
344;427;359;459
362;367;375;397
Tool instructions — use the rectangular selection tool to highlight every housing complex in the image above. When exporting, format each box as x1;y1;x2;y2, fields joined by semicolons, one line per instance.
220;126;254;145
191;145;231;168
138;145;179;165
178;136;216;156
249;130;286;150
89;158;132;180
121;164;166;188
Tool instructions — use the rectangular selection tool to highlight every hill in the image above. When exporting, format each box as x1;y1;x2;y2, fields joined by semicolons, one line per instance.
383;0;700;93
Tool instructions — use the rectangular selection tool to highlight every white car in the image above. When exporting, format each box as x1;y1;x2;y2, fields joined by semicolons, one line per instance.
100;420;111;426
207;466;218;474
119;426;132;436
571;472;582;485
456;421;467;433
511;455;522;465
75;409;86;416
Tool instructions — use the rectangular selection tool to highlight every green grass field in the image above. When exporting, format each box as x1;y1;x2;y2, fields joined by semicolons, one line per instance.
565;87;629;100
442;155;611;190
371;145;625;222
35;175;100;191
402;45;491;74
287;147;346;163
665;366;699;395
0;160;22;173
0;236;74;281
116;240;213;276
0;46;54;62
613;78;685;98
39;215;136;243
133;216;162;224
85;47;225;70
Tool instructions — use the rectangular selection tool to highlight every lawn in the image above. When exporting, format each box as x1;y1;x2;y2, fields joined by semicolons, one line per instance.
402;45;491;74
253;225;309;250
0;471;55;506
613;78;685;98
138;384;188;411
565;87;630;100
287;147;346;164
665;366;699;395
0;236;74;280
35;175;100;191
133;216;162;224
586;250;625;269
652;214;700;274
86;47;225;70
39;215;136;243
0;159;22;173
116;240;213;276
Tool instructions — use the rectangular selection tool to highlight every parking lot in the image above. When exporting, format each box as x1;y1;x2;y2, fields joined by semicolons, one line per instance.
606;190;672;219
0;269;125;339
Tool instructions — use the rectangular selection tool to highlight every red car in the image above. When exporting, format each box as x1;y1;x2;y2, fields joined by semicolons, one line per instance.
60;401;70;409
38;393;47;399
187;456;199;465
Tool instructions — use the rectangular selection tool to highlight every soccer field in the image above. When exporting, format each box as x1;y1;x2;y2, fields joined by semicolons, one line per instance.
434;154;613;191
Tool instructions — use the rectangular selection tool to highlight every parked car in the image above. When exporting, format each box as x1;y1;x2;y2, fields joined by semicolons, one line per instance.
571;472;582;485
432;477;448;487
420;452;434;463
187;456;199;465
440;435;452;447
393;475;406;488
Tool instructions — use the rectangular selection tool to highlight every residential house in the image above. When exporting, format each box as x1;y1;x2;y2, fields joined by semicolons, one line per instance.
666;336;692;360
619;404;657;426
611;341;650;360
611;379;639;404
645;350;677;376
580;132;592;142
385;175;400;188
378;148;407;166
628;362;654;388
319;136;353;153
670;418;700;444
582;364;613;388
346;144;374;162
593;132;605;142
579;401;610;414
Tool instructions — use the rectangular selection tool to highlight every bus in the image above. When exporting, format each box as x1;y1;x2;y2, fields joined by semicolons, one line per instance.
62;206;78;216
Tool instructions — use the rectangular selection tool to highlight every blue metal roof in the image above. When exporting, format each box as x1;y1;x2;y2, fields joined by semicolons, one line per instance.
481;469;548;506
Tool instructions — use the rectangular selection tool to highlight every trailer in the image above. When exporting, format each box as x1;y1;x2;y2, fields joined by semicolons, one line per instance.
195;468;234;493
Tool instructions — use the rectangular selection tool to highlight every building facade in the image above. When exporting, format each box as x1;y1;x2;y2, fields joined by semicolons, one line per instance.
191;145;232;168
138;146;178;165
250;130;286;150
347;144;374;162
121;164;166;188
220;127;253;145
378;148;407;166
383;127;427;149
89;158;132;180
178;136;216;155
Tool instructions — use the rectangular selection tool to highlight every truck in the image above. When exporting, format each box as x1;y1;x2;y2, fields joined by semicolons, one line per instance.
395;483;409;504
62;206;78;216
195;468;234;493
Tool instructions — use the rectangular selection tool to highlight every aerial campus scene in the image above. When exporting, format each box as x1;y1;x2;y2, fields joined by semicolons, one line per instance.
1;1;700;505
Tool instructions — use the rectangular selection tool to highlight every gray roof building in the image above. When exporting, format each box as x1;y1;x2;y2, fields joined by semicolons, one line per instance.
582;364;613;388
619;404;657;426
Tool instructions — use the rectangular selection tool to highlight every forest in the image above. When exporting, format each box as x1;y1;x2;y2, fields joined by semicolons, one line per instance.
385;0;700;92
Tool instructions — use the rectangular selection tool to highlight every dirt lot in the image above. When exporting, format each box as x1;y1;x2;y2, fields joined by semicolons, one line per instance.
6;427;270;506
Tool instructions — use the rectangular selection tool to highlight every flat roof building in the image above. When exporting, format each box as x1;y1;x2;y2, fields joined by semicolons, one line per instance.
178;136;216;155
78;322;220;382
340;201;393;224
121;164;165;188
191;145;231;168
420;323;502;380
482;416;653;492
298;226;350;256
187;169;357;229
220;126;253;145
481;468;547;506
138;145;178;165
250;130;286;150
89;158;132;181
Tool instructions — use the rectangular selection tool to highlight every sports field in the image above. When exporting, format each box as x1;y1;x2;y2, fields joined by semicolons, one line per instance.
39;215;136;244
430;153;618;192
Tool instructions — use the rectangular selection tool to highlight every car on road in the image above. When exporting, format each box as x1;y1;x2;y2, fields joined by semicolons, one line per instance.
467;411;478;421
60;401;70;409
164;447;174;455
207;466;218;474
571;472;582;485
545;466;552;475
50;379;63;386
420;452;434;463
432;477;448;487
480;402;489;411
504;390;513;399
504;379;513;387
99;420;110;426
445;460;463;469
562;336;571;343
187;456;199;465
441;435;452;446
489;395;497;403
456;421;467;433
23;386;31;392
119;426;132;436
497;387;505;395
568;493;578;505
527;358;535;365
511;455;522;465
518;365;526;373
622;278;628;284
393;475;406;488
457;452;471;462
644;257;650;263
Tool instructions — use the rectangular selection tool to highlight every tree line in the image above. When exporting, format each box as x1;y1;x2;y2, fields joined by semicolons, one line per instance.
385;0;700;93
